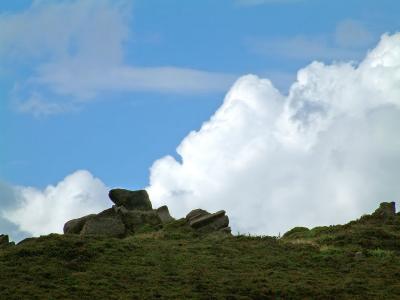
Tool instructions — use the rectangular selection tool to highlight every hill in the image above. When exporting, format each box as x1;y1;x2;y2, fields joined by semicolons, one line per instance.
1;190;399;299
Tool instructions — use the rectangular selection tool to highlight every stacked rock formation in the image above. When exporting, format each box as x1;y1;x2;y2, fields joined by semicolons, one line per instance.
63;188;231;237
185;209;231;233
64;189;174;237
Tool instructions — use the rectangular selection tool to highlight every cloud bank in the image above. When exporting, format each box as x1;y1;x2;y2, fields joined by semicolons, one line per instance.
148;33;400;235
2;170;110;237
3;33;400;238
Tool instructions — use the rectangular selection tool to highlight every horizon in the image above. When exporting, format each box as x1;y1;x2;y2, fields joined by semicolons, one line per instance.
1;0;400;242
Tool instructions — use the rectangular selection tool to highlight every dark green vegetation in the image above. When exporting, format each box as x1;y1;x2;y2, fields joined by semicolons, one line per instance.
1;204;400;299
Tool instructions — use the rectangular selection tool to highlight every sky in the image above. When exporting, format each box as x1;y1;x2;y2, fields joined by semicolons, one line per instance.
1;0;400;241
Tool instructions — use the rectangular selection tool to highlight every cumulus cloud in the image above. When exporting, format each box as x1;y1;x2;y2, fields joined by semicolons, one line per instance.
148;33;400;235
3;33;400;238
0;0;234;116
0;181;30;241
2;170;110;237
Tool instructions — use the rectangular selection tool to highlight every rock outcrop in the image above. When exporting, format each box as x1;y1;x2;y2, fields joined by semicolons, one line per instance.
156;205;175;223
64;188;173;237
372;202;396;219
186;209;231;233
63;188;231;237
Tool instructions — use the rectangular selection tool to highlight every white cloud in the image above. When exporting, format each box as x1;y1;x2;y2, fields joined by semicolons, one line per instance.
0;0;234;116
13;91;76;117
33;65;236;97
248;20;376;62
4;34;400;238
148;33;400;235
2;170;110;236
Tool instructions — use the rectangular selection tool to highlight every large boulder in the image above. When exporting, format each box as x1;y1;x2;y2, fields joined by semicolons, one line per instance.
120;210;162;232
109;189;152;211
80;212;126;237
186;209;230;233
80;216;126;237
63;214;96;234
186;209;209;221
156;205;174;223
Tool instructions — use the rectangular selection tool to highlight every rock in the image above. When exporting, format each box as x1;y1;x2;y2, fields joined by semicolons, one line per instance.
121;210;161;232
219;227;232;234
186;209;209;221
156;205;174;223
113;205;129;215
189;210;226;228
186;209;230;233
80;213;126;237
62;187;232;238
372;202;396;219
109;189;152;211
354;251;364;260
0;234;9;246
63;214;96;234
97;207;117;217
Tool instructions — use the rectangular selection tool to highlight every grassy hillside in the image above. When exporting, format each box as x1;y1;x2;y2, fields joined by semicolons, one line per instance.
1;209;400;299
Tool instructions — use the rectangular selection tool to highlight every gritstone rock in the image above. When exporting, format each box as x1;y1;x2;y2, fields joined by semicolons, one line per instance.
119;210;162;232
62;187;229;238
80;209;126;237
62;188;173;237
109;189;152;211
186;209;231;233
186;209;209;221
64;214;96;234
156;205;174;223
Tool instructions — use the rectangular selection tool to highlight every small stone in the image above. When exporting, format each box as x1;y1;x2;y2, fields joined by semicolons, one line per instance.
354;251;364;260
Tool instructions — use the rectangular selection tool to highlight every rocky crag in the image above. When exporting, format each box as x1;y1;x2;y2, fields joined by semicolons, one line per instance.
63;188;231;237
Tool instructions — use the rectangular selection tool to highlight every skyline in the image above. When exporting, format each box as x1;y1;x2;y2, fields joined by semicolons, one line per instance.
1;0;400;241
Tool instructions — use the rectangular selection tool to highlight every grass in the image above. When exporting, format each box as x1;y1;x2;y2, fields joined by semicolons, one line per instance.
1;213;400;299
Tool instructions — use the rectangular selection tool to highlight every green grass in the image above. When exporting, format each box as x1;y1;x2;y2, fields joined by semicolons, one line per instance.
1;215;400;299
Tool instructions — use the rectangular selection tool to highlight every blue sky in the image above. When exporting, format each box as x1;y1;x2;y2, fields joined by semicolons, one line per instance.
1;0;400;240
2;0;398;188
